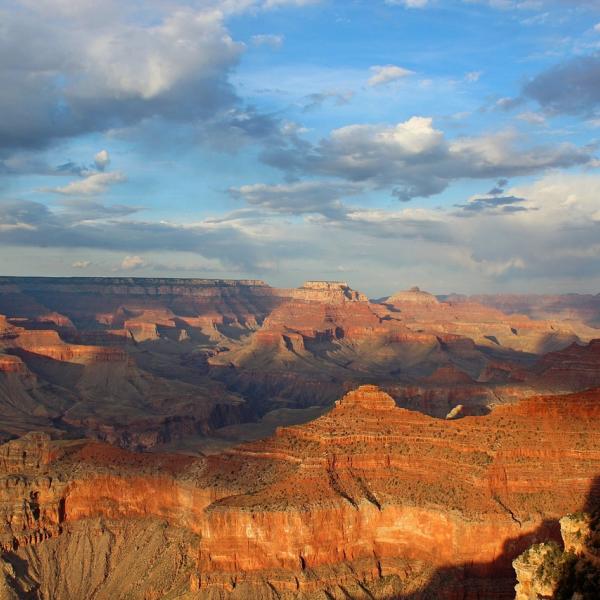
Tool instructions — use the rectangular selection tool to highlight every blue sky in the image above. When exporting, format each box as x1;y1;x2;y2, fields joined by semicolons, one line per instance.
1;0;600;295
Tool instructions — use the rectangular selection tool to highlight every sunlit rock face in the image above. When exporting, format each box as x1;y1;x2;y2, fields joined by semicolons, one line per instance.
514;513;600;600
0;385;599;599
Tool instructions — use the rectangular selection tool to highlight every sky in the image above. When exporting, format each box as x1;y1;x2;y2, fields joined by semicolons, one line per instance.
1;0;600;296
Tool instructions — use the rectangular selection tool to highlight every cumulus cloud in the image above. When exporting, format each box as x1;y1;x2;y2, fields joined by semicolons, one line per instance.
263;116;592;200
368;65;414;87
0;2;245;151
94;150;110;171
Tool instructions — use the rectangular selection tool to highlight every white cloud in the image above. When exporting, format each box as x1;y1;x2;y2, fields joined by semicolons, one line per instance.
72;260;91;268
267;116;590;200
251;34;284;47
385;0;429;8
465;71;482;82
368;65;414;87
0;2;245;149
516;111;546;125
261;0;321;7
120;255;145;270
47;171;126;196
94;150;110;171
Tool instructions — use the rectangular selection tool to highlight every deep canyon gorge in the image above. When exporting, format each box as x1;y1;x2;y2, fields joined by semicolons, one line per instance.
0;277;599;599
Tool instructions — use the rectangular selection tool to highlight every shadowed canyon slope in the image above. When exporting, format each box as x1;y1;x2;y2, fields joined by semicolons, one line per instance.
0;277;599;451
1;385;600;599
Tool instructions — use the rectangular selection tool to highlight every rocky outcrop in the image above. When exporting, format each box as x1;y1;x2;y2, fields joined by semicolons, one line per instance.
1;386;599;598
290;281;369;303
514;512;600;600
386;286;440;306
0;432;53;474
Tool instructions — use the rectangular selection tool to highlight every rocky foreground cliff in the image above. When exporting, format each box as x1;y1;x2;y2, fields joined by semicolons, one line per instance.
1;385;599;599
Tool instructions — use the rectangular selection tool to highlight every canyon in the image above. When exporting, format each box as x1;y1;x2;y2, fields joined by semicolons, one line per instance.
1;385;600;599
0;277;598;451
0;276;599;598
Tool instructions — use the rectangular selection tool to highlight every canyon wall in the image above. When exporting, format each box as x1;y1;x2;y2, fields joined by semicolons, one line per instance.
0;385;599;598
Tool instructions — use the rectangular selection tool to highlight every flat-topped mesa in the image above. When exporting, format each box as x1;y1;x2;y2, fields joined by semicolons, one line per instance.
334;384;398;411
0;276;268;289
292;280;369;303
387;286;440;306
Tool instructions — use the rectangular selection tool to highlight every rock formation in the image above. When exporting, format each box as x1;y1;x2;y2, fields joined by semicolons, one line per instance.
514;512;600;599
0;277;598;452
0;385;599;598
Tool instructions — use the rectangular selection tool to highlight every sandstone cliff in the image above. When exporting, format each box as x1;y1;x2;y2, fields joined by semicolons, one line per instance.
0;385;599;599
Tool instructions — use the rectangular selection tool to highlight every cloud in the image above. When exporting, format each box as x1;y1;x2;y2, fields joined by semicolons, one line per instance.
94;150;110;171
302;91;354;111
0;3;244;151
72;260;91;268
465;71;482;82
230;180;363;216
57;199;142;220
45;171;126;196
261;0;321;7
120;255;145;270
0;198;308;272
516;111;547;125
263;116;593;200
251;34;284;48
3;171;600;292
385;0;429;7
456;194;530;214
523;54;600;116
368;65;414;87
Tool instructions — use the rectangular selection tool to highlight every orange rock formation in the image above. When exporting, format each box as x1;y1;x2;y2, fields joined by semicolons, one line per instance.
1;385;599;598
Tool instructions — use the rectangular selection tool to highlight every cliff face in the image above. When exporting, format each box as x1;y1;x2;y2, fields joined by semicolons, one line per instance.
1;385;599;599
447;292;600;328
0;311;243;449
0;277;599;453
530;338;600;391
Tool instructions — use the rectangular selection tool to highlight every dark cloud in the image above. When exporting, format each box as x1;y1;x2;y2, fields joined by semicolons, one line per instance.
487;178;509;195
0;3;243;151
523;54;600;116
0;199;306;271
456;194;529;214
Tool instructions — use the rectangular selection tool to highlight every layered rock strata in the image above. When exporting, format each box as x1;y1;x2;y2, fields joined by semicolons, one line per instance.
0;385;599;598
